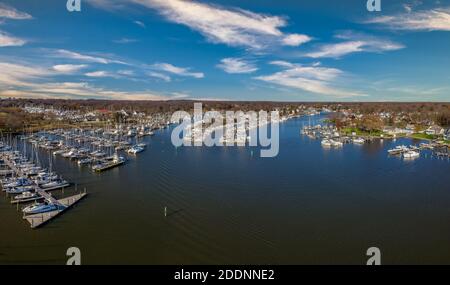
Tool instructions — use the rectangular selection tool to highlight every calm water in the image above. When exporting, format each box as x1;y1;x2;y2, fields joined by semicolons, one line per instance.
1;115;450;265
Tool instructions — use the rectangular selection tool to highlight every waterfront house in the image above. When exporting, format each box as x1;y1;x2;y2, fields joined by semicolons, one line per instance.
425;125;444;136
382;126;412;136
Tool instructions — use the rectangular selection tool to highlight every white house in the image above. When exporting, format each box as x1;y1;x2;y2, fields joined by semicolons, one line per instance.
425;125;444;136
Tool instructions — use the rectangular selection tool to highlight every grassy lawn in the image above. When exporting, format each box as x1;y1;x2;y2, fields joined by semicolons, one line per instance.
411;133;436;140
340;127;383;137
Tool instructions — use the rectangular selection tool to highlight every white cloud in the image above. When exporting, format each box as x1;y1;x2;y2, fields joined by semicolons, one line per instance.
366;7;450;31
255;61;365;97
0;61;178;100
0;82;172;100
281;34;312;46
304;32;404;58
151;62;204;78
134;20;146;28
0;31;26;47
53;49;128;65
269;60;295;68
217;58;258;74
0;3;32;20
132;0;310;50
0;62;53;87
117;70;135;76
53;64;88;73
148;71;171;82
113;38;139;44
85;71;116;78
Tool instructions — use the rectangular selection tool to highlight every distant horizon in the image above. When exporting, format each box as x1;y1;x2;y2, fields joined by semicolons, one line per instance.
0;0;449;102
3;97;450;104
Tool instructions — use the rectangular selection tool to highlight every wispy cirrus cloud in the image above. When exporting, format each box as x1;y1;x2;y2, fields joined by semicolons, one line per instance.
52;49;128;65
113;38;139;44
53;64;88;73
0;62;53;87
365;7;450;31
0;82;172;100
254;61;366;97
303;31;404;58
217;58;258;74
133;20;146;28
0;4;31;47
0;61;180;100
85;71;116;78
151;62;204;78
0;3;32;20
131;0;311;50
148;71;171;82
0;31;26;47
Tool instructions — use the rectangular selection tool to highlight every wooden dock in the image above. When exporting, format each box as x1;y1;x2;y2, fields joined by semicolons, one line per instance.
23;192;87;229
1;152;88;229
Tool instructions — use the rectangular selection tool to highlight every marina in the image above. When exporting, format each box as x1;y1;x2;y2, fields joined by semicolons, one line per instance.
0;120;173;229
1;114;449;264
0;141;87;228
301;121;449;160
23;192;87;229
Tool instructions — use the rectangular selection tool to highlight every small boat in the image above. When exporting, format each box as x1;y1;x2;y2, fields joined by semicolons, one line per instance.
13;191;40;201
127;145;145;154
321;139;332;147
22;200;58;215
330;140;343;147
352;138;365;144
90;150;106;158
6;185;35;194
403;150;420;159
409;145;420;151
92;154;125;172
62;149;78;158
78;158;93;165
388;145;409;155
3;177;32;188
40;179;69;189
53;149;66;155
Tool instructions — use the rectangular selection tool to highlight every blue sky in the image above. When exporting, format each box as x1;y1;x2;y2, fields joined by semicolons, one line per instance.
0;0;449;101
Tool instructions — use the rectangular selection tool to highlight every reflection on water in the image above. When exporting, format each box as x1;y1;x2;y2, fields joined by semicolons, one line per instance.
1;115;450;264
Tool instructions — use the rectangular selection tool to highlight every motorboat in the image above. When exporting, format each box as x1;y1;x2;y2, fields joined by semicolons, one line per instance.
321;139;332;147
3;177;32;188
62;149;78;158
53;149;66;155
92;154;125;172
13;191;40;201
403;150;420;159
352;138;365;144
330;140;343;147
78;158;93;165
40;179;69;189
127;145;145;154
6;185;35;194
22;200;58;215
388;145;409;155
